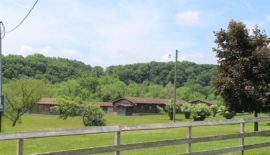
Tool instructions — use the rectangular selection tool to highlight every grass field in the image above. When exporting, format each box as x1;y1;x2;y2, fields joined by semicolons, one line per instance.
0;113;270;155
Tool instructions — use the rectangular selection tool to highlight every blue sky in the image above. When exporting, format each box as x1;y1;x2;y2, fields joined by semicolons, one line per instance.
1;0;270;67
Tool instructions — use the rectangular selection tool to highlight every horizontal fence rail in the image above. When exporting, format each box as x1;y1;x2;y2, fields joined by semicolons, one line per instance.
0;117;270;155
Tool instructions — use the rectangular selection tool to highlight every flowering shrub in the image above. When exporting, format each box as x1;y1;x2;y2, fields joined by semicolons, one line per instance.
210;104;219;117
190;104;211;121
181;103;191;119
164;99;181;120
218;105;236;119
222;111;236;119
81;104;105;126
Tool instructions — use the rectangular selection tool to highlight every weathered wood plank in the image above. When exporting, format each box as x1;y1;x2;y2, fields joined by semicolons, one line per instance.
244;141;270;150
31;130;270;155
120;122;192;131
1;117;270;141
0;126;120;140
31;138;190;155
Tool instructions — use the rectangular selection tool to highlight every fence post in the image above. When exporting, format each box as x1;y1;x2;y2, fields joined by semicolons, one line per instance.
115;131;121;155
16;138;23;155
186;126;192;153
240;122;245;155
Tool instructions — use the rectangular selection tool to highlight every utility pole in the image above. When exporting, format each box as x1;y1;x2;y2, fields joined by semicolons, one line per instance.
0;21;3;132
173;50;179;122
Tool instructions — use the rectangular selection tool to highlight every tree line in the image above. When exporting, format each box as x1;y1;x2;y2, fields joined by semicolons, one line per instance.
2;54;218;102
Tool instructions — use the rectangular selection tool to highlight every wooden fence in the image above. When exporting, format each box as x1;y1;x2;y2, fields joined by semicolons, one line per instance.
0;117;270;155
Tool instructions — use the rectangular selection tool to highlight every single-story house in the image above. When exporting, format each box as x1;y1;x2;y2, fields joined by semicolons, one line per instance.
113;97;186;116
189;99;217;106
82;101;113;113
30;98;60;115
31;98;113;115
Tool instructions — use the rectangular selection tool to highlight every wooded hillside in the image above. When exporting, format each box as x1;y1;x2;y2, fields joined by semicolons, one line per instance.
2;54;218;101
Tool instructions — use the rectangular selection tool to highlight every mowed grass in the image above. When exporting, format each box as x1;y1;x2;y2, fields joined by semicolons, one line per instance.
0;113;270;155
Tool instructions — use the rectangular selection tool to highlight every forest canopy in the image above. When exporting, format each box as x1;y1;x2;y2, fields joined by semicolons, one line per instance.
2;54;218;102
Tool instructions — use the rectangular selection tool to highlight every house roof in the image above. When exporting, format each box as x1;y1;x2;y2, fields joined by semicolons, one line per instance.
37;98;59;105
82;101;113;107
113;97;186;105
189;99;217;105
37;98;113;107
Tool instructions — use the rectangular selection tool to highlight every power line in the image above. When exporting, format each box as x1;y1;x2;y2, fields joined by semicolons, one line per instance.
5;0;39;34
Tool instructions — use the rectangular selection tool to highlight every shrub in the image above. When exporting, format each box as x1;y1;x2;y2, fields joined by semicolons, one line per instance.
181;103;191;119
218;105;226;114
81;104;105;126
222;111;236;119
190;104;211;121
54;98;81;119
56;97;105;126
218;105;236;119
165;99;181;120
210;104;219;117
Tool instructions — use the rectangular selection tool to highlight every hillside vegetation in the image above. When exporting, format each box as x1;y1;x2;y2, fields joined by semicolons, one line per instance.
2;54;218;101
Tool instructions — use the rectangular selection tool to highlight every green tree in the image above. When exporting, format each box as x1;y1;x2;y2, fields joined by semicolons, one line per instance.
96;76;126;101
56;98;105;126
213;20;270;131
3;77;49;126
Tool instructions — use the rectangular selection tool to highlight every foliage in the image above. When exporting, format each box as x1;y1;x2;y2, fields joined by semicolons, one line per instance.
213;20;270;130
181;103;192;119
56;98;105;126
2;53;219;102
54;97;81;119
222;111;236;119
190;104;211;121
106;61;216;87
164;99;181;120
81;104;105;126
218;105;226;114
210;104;219;117
217;105;236;119
3;54;101;84
3;77;49;126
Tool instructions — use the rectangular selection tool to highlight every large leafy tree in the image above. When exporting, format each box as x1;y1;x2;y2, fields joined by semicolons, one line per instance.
3;77;50;126
213;20;270;131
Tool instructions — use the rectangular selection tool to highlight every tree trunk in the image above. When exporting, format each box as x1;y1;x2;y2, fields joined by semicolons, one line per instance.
12;112;20;127
12;119;18;127
254;110;258;131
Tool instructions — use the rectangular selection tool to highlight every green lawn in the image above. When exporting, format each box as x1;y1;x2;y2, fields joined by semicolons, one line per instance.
0;113;270;155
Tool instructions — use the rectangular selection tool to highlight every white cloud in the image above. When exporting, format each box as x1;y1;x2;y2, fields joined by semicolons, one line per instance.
16;44;81;61
19;44;34;56
175;11;202;25
1;1;216;67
